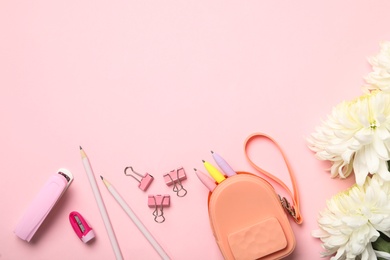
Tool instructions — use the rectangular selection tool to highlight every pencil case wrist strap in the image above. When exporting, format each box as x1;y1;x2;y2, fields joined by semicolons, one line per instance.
244;133;303;224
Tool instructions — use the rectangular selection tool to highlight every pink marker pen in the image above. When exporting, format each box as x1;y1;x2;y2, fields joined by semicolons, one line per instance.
194;168;217;192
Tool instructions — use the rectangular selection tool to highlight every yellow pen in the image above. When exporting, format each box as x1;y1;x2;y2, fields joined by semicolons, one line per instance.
202;160;226;183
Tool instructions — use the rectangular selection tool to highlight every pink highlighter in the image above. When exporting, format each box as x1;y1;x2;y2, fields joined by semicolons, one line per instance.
69;211;95;243
14;168;73;242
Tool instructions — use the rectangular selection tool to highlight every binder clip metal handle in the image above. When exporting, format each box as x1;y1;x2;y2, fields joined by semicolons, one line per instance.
163;167;187;197
148;195;170;223
124;166;154;191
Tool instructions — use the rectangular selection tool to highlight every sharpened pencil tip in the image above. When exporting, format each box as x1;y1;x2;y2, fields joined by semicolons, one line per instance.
100;176;103;180
194;168;197;171
211;150;214;154
79;146;82;150
202;160;205;163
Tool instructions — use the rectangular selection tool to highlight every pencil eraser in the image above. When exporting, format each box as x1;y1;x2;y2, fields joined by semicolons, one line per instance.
14;168;73;242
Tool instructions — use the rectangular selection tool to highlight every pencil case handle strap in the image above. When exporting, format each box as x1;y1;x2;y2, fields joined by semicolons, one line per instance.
244;133;303;224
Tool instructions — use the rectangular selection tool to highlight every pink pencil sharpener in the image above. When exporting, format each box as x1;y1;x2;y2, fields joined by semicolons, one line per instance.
69;211;95;243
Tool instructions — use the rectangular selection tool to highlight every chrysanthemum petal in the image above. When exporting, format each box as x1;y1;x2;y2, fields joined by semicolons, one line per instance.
372;134;389;159
353;151;369;186
355;128;373;145
364;145;380;173
376;161;390;182
375;250;390;260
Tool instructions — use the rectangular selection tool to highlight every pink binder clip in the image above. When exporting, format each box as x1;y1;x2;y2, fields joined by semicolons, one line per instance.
124;166;154;191
163;167;187;197
148;195;170;223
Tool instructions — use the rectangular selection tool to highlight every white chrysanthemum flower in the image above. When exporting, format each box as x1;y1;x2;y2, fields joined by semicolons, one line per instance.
312;175;390;260
364;41;390;92
307;91;390;186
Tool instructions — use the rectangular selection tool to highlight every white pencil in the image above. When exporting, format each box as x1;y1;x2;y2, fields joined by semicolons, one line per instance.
100;176;171;260
80;147;123;260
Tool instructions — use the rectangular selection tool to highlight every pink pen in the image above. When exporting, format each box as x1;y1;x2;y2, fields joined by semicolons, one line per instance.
211;151;236;177
194;168;217;192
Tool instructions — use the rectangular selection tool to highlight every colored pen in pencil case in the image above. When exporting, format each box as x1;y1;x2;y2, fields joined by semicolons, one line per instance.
194;168;217;191
202;160;226;183
211;151;236;177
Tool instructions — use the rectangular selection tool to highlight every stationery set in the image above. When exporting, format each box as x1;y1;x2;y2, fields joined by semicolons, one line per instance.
13;132;302;260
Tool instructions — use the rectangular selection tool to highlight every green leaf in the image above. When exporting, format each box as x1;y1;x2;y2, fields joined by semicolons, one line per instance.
372;232;390;260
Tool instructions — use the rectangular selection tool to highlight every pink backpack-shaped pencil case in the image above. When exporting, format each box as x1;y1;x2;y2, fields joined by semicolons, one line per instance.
207;133;303;260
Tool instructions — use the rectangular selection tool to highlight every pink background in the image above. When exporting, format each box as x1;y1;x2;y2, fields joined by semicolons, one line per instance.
1;1;390;259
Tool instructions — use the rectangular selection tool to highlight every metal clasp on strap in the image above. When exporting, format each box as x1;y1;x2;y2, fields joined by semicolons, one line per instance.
278;195;299;222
